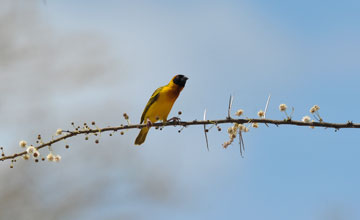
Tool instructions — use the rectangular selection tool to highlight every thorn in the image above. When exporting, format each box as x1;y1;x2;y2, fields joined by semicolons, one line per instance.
203;109;209;151
227;95;234;119
264;94;271;118
239;131;245;158
264;94;271;127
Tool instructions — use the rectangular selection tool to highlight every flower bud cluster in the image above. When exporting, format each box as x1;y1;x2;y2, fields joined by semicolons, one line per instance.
26;146;40;159
47;152;61;162
223;123;249;148
310;105;320;114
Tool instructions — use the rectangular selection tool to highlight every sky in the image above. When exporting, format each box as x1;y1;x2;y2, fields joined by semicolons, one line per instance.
1;0;360;219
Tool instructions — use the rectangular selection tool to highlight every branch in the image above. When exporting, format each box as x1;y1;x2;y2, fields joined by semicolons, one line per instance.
1;117;359;162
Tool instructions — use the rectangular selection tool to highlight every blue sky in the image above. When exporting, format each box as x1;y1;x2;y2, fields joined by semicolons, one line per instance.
1;0;360;219
45;1;360;219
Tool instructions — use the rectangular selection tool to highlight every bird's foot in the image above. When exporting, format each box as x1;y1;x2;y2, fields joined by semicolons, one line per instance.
167;117;181;122
146;119;153;128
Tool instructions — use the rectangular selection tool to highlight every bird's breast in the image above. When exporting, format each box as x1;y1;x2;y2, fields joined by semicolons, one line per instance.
145;86;182;122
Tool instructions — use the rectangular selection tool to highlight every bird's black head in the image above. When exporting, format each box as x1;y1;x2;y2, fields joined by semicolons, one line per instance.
172;74;188;87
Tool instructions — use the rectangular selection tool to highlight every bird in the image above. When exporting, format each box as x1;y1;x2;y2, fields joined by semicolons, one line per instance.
134;74;188;145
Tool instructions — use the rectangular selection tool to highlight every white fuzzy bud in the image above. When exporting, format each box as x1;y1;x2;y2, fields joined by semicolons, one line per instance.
56;129;63;135
26;146;36;154
235;109;244;117
310;105;320;113
257;110;265;118
47;153;54;161
23;154;30;160
19;140;27;148
238;124;246;132
279;104;287;112
302;116;311;123
54;155;61;162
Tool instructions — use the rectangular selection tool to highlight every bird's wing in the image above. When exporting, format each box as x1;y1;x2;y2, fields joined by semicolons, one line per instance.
140;86;164;124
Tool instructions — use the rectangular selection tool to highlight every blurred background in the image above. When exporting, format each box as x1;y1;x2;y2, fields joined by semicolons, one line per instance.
0;0;359;219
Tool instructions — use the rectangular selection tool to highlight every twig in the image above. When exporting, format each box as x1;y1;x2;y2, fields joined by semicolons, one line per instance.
1;118;360;162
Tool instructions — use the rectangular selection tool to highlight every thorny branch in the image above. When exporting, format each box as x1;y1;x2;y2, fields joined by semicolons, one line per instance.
1;117;360;162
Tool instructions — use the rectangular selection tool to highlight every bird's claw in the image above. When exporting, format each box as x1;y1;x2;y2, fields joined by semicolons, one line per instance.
167;117;181;122
146;119;153;128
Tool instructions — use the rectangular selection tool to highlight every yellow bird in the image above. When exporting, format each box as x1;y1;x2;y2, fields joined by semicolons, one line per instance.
135;75;188;145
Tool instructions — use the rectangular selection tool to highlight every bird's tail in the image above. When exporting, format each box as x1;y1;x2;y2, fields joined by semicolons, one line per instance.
134;127;149;145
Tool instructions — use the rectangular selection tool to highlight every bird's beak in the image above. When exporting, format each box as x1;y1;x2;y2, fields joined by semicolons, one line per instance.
183;76;188;81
